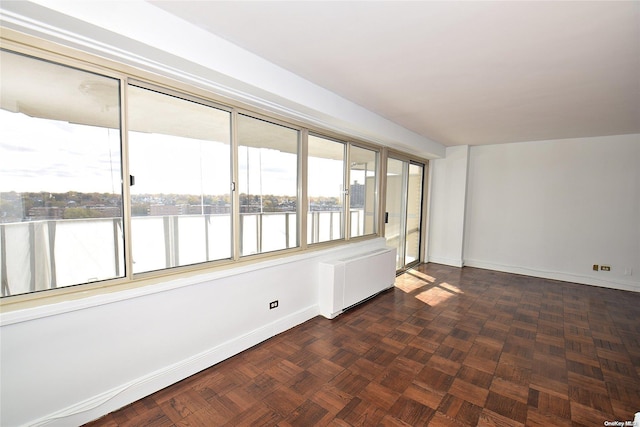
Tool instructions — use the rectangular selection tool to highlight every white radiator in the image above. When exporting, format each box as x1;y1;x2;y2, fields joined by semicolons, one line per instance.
318;247;396;319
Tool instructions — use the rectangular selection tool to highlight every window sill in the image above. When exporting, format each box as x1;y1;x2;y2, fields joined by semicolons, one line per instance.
0;236;383;326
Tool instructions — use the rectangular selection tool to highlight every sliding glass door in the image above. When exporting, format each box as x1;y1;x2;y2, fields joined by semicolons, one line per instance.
385;157;425;271
405;163;424;265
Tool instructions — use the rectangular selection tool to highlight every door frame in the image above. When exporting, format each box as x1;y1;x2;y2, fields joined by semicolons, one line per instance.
382;150;428;274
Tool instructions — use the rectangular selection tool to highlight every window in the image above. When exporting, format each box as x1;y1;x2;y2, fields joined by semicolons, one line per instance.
385;158;424;270
0;50;124;297
128;85;232;273
237;114;299;256
0;43;394;301
349;145;378;237
308;135;346;244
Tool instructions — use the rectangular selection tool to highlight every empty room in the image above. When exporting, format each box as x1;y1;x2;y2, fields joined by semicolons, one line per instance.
0;1;638;426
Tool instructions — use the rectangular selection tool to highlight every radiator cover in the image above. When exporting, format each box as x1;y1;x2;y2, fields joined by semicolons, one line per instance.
318;247;396;319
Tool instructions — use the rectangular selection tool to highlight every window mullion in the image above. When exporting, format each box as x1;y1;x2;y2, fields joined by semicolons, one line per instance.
121;78;134;280
378;147;389;238
231;110;241;261
344;144;352;240
299;129;309;250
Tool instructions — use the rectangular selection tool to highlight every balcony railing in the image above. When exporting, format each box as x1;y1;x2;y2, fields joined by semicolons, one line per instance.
0;210;366;297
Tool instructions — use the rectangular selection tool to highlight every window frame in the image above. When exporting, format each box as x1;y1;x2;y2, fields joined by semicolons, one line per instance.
347;142;381;239
306;132;348;246
0;32;430;308
234;110;304;259
0;47;130;296
125;80;235;276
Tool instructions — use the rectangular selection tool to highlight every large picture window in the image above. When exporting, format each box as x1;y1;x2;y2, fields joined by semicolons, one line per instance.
128;85;232;273
0;44;391;300
237;115;299;256
349;145;378;237
0;50;124;297
308;135;345;244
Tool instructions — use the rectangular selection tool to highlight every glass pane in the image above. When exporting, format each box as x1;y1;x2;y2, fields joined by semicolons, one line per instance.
177;216;207;266
237;114;298;256
0;50;123;297
241;214;258;255
349;146;378;237
262;213;291;252
308;135;345;244
128;85;231;273
385;158;405;269
128;217;165;273
405;163;424;265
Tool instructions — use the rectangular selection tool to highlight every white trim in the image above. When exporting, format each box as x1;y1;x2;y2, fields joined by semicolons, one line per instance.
427;256;464;268
464;259;640;293
26;305;319;427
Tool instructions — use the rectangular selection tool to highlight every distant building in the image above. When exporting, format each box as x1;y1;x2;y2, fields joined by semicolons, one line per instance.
350;181;365;208
27;206;64;220
149;204;188;216
187;204;231;215
88;206;122;217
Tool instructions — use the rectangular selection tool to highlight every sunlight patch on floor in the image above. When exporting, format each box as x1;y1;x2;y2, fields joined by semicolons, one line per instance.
396;280;426;293
414;282;463;306
408;270;436;283
395;269;437;293
439;282;463;294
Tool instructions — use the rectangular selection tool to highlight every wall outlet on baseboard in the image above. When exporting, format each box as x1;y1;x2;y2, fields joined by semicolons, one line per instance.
593;264;599;271
269;300;279;309
600;265;611;272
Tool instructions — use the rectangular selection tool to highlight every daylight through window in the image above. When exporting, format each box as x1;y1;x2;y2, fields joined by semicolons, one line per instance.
308;135;346;244
128;85;232;273
0;45;396;299
349;145;378;237
0;50;124;296
237;114;299;256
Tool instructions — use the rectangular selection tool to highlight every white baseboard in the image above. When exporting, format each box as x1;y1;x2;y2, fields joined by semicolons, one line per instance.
427;256;464;268
30;305;319;427
463;259;639;293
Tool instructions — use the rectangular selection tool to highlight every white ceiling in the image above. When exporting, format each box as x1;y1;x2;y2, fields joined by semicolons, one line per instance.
148;1;639;146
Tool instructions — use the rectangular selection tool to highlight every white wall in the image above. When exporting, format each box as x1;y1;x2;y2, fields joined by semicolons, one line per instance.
427;145;470;267
428;134;640;291
0;238;390;426
463;134;640;291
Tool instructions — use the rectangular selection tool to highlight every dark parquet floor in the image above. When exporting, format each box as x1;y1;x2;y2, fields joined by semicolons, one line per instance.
86;264;640;426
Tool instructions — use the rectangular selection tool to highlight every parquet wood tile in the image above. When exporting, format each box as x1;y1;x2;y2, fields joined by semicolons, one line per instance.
336;397;387;426
403;381;445;410
280;399;330;427
447;378;489;408
387;396;435;425
85;264;640;426
525;408;572;427
485;391;528;424
477;409;525;427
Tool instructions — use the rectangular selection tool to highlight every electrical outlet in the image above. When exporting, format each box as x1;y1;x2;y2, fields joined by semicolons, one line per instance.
269;300;279;309
600;265;611;272
593;264;599;271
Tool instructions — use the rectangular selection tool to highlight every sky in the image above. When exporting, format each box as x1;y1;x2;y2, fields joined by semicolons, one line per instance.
1;109;346;198
0;109;121;194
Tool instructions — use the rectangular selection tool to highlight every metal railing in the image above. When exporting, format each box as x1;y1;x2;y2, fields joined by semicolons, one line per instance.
0;209;366;297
